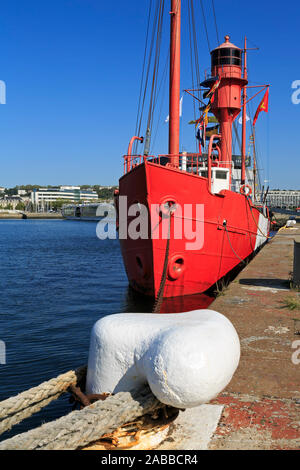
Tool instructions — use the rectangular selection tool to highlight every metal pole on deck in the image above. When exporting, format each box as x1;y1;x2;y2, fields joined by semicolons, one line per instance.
241;37;247;185
168;0;181;166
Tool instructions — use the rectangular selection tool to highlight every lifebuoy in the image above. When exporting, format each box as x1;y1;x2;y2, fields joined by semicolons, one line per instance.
240;184;252;196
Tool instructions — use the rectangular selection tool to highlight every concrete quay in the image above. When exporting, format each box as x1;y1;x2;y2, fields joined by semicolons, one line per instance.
156;224;300;450
0;212;63;219
208;223;300;449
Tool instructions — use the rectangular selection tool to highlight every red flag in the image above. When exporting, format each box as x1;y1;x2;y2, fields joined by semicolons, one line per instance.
253;87;269;126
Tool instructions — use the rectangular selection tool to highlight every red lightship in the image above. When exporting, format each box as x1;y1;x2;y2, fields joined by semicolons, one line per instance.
115;1;270;301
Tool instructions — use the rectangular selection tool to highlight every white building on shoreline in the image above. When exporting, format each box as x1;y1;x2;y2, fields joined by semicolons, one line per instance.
30;186;98;209
265;190;300;208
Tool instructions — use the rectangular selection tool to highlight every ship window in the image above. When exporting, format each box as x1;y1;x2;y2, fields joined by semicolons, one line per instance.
232;49;241;58
232;57;241;66
220;48;231;57
200;170;214;178
211;48;241;67
220;57;231;65
215;170;228;179
211;50;219;66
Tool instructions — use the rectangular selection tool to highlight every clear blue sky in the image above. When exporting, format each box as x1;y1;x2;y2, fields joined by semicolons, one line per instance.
0;0;299;189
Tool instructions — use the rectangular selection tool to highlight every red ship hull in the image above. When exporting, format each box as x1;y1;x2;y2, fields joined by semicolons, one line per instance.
117;161;270;299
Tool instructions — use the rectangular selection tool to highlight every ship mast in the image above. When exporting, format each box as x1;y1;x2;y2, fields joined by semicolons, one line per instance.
241;37;247;185
169;0;181;166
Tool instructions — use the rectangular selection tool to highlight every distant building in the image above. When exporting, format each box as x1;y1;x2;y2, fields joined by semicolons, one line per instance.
266;190;300;208
30;186;98;208
0;187;5;193
17;189;27;196
0;195;23;210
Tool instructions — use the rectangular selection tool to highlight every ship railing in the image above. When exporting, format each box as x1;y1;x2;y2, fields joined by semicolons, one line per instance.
123;155;155;174
123;153;207;176
123;154;233;176
211;160;235;169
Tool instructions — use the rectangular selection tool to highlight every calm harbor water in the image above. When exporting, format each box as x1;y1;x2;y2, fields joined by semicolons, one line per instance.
0;219;213;441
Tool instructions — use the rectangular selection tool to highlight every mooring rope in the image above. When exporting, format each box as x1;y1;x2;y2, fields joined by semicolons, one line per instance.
0;393;62;436
152;209;172;313
0;366;86;435
278;225;296;233
224;224;246;265
246;197;271;239
0;386;163;450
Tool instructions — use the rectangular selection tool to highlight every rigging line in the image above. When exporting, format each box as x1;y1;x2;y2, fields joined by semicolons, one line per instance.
151;0;180;155
152;210;172;314
134;0;153;144
188;0;197;151
152;0;179;155
136;1;157;126
190;0;201;89
246;104;260;193
153;0;165;96
135;0;160;153
191;0;202;152
140;0;163;154
247;98;262;190
152;44;170;111
199;0;211;52
246;37;260;50
149;84;167;155
151;7;166;127
224;225;246;265
232;129;237;155
188;0;195;101
211;0;220;45
233;121;241;150
190;0;201;151
216;227;226;286
147;0;165;147
246;197;271;239
154;0;179;113
152;47;170;115
142;1;162;123
150;50;170;155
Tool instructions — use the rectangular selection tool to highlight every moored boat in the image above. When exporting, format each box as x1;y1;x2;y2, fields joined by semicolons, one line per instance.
62;202;113;221
115;1;271;300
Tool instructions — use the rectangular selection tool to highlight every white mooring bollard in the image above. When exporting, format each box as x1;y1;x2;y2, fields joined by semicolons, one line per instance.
86;310;240;409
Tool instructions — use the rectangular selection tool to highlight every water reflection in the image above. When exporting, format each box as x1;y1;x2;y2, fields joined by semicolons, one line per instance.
122;286;215;314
